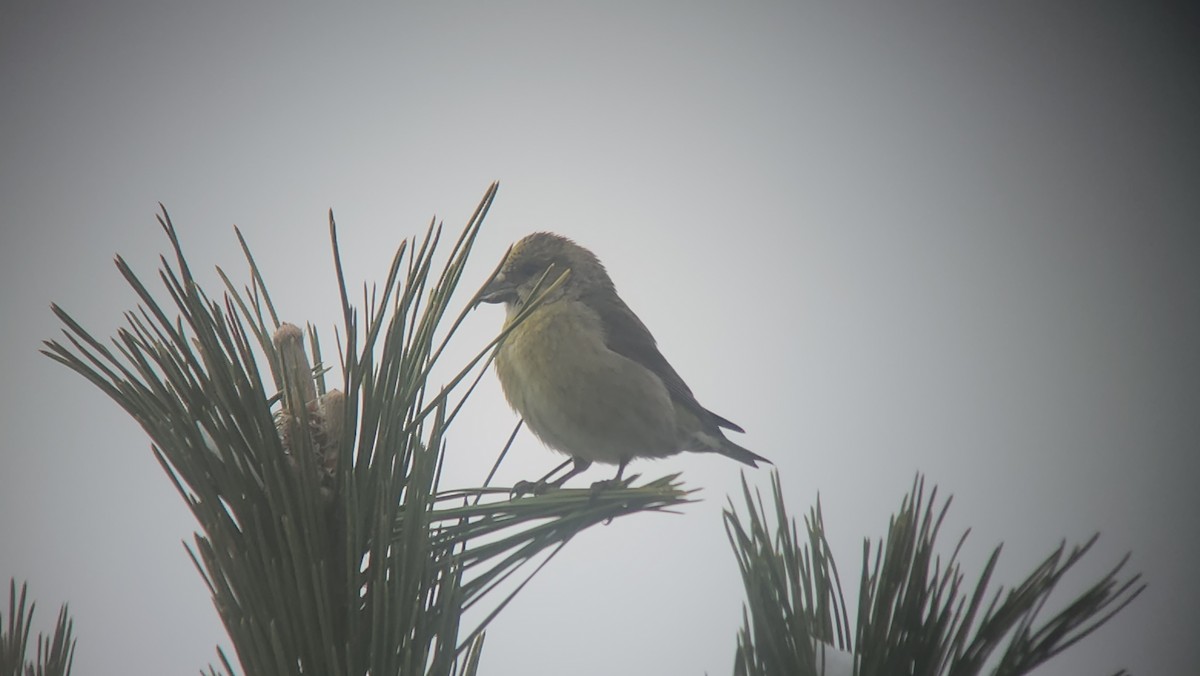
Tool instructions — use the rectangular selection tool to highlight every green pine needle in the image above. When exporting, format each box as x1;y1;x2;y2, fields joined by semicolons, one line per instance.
42;184;693;675
725;472;1145;676
1;579;76;676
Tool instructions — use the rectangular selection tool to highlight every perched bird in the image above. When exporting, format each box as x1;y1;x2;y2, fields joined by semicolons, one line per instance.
477;232;768;491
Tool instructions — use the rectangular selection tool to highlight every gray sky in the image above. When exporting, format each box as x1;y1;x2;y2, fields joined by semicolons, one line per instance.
2;2;1197;674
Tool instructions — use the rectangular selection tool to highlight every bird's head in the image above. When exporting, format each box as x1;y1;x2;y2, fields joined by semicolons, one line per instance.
477;232;613;309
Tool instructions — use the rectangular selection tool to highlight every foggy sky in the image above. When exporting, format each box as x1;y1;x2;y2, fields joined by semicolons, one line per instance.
2;2;1197;674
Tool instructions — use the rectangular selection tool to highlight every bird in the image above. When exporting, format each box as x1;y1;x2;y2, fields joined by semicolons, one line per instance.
476;232;768;492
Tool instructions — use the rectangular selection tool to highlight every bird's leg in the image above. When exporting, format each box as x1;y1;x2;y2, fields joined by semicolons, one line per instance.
536;459;575;485
590;457;631;493
511;458;571;497
512;458;587;497
547;458;592;489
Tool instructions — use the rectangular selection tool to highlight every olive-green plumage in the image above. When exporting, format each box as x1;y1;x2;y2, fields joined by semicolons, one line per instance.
479;232;768;484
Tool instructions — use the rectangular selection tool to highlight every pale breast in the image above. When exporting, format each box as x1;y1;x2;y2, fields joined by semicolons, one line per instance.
495;300;679;463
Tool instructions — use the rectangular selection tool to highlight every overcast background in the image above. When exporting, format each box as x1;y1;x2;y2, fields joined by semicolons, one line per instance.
2;2;1197;674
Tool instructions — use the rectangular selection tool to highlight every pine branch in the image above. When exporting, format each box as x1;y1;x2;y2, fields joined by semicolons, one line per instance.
42;185;692;675
726;472;1145;676
724;473;852;676
0;579;76;676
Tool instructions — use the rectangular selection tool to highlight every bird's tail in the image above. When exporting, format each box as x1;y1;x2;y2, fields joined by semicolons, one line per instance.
714;436;771;468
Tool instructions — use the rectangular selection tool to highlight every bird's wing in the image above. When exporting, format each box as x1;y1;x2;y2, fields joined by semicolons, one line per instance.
582;292;744;433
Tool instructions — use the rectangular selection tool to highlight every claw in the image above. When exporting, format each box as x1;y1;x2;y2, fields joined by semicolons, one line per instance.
589;473;639;496
510;479;555;499
589;478;621;494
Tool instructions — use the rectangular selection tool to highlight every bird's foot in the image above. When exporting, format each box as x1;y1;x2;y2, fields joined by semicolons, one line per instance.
510;479;554;499
589;479;619;494
588;473;639;496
